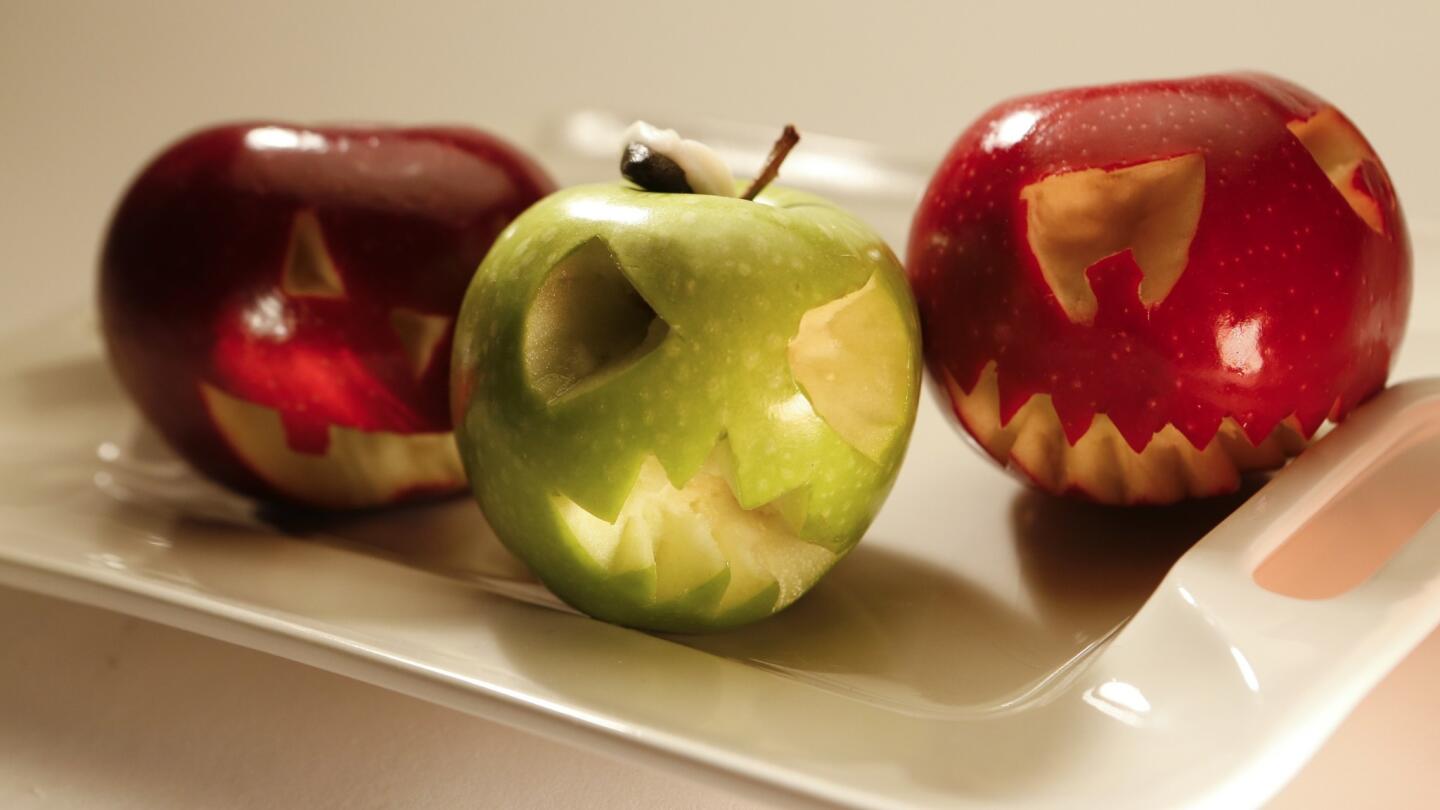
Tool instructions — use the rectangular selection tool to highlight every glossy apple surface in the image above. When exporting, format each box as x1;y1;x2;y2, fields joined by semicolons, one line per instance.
101;123;555;508
908;73;1411;504
452;183;922;631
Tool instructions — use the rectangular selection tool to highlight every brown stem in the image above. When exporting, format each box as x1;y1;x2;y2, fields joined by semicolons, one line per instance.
741;124;800;200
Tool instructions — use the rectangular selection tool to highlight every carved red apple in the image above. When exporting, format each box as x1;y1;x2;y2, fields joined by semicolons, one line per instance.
908;74;1410;504
101;123;555;508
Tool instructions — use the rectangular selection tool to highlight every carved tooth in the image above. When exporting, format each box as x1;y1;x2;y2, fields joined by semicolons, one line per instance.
1168;436;1209;499
1327;394;1347;423
651;506;726;603
612;516;658;576
550;444;834;615
552;489;626;569
1008;399;1067;494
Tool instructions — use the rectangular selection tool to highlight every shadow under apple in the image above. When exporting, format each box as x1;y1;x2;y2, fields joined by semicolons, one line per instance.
1010;478;1266;638
87;418;533;622
674;540;1070;713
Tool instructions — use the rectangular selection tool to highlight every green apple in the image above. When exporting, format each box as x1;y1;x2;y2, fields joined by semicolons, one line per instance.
451;180;921;632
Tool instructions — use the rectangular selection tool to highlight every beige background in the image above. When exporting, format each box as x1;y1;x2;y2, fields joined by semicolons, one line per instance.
2;0;1438;807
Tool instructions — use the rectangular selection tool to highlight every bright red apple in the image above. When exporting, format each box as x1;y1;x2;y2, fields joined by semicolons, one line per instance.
908;74;1410;504
100;123;555;509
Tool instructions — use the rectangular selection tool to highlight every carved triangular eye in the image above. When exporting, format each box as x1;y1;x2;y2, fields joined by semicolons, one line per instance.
390;308;452;378
523;237;669;402
1287;108;1385;234
789;275;913;462
281;209;346;298
1021;154;1205;324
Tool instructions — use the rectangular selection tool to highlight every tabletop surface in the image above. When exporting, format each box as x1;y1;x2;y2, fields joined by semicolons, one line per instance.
2;1;1437;807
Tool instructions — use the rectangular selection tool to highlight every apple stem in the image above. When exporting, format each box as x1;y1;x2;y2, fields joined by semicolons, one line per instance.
741;125;800;201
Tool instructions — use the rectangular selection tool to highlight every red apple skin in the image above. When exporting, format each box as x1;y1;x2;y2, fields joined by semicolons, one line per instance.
100;122;555;507
908;74;1411;503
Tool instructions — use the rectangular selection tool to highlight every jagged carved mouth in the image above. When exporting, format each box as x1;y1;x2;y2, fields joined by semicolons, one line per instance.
551;441;834;620
946;362;1308;505
200;383;465;508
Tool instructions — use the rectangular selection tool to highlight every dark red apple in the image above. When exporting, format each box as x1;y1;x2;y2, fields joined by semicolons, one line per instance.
908;74;1410;504
100;123;555;509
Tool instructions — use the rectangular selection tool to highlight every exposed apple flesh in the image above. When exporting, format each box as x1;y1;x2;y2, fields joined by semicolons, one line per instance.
1021;153;1205;324
908;74;1411;504
100;123;554;508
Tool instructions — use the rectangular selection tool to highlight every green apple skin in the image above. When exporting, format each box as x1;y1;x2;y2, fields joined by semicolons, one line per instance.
452;182;921;633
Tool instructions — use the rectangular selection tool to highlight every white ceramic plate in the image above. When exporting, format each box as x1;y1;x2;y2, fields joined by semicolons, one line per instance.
2;120;1438;808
